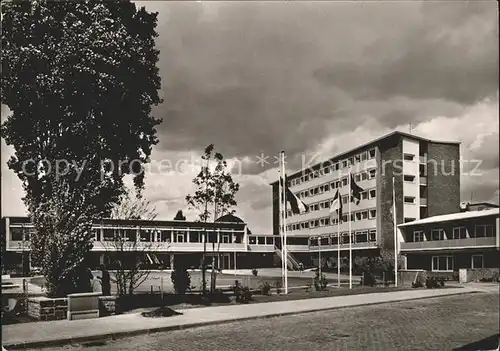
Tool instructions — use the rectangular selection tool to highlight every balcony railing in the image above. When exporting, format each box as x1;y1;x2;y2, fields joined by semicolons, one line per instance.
400;237;496;251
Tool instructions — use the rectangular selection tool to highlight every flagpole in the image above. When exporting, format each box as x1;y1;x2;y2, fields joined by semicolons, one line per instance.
281;151;288;294
349;171;352;289
393;176;398;287
337;212;341;288
279;158;285;292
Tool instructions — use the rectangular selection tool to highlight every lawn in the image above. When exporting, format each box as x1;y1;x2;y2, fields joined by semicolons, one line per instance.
29;271;346;294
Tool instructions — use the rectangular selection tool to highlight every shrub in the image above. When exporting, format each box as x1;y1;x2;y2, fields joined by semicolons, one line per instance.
361;271;376;287
252;268;258;277
232;282;253;303
171;267;191;295
425;277;444;289
207;289;230;303
274;278;283;294
314;272;328;291
259;281;271;295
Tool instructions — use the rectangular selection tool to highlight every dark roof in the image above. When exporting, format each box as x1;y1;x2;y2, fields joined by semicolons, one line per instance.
270;130;460;185
215;214;252;234
215;214;244;223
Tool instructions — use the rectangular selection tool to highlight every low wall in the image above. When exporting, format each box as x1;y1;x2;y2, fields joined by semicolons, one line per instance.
465;268;500;283
27;296;117;321
27;297;67;321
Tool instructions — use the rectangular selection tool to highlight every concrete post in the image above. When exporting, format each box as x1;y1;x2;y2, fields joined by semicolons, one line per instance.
170;254;175;270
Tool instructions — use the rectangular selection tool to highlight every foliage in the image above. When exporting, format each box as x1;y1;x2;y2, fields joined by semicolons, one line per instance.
313;272;328;291
171;267;191;295
252;268;258;277
30;178;97;297
1;1;162;297
107;189;162;296
233;282;252;303
425;277;445;289
361;272;376;287
185;144;240;294
173;210;186;221
275;278;283;294
258;281;271;295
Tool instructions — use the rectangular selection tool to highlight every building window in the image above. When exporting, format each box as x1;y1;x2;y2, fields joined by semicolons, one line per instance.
361;152;367;161
475;224;494;238
361;211;368;220
369;209;376;219
432;256;453;272
369;189;376;199
342;160;348;168
176;232;185;243
355;212;362;221
356;231;368;243
324;201;330;208
369;229;376;242
404;218;415;223
361;191;368;200
355;154;361;163
258;237;265;245
404;196;415;204
10;228;23;241
324;167;330;174
403;153;415;161
314;204;319;211
324;183;330;192
249;236;256;245
342;196;348;204
368;169;376;179
471;255;484;269
342;233;350;244
452;227;467;239
342;177;348;186
403;175;415;182
334;163;340;171
413;230;424;242
361;172;368;181
222;234;230;244
431;229;445;241
369;149;376;159
355;174;361;182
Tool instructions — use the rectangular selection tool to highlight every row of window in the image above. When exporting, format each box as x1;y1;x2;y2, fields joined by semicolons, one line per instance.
431;254;484;272
290;149;377;187
309;229;377;245
288;189;377;217
413;224;495;242
287;209;377;231
94;229;246;244
295;169;377;200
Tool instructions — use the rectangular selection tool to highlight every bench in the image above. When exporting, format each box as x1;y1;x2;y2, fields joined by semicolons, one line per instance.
67;292;101;321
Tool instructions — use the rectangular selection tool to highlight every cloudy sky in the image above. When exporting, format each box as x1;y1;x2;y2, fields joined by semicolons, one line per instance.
2;1;498;233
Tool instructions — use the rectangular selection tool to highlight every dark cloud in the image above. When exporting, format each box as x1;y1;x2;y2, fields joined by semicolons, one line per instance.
144;1;497;166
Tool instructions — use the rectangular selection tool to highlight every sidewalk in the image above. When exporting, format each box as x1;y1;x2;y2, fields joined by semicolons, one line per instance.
2;286;481;349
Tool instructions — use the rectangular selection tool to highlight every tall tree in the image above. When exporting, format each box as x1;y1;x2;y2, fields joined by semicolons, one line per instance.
186;145;239;294
1;0;162;297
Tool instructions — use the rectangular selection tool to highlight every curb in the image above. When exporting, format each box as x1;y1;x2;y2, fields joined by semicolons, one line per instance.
4;290;479;350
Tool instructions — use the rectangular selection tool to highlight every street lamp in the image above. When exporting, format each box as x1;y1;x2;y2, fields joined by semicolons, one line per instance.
233;234;238;277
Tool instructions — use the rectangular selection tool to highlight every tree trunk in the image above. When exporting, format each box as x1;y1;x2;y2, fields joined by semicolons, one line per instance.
211;242;216;293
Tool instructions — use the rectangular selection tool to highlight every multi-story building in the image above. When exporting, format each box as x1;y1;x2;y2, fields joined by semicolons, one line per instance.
398;207;499;273
1;214;278;275
271;131;461;267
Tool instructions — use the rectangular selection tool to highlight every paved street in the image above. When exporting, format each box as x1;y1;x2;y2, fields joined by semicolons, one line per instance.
27;292;499;351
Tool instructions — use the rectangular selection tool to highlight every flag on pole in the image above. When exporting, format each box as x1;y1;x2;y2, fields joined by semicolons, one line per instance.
330;190;343;219
349;173;364;205
280;176;308;215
